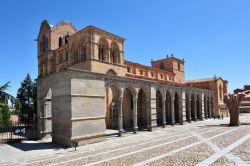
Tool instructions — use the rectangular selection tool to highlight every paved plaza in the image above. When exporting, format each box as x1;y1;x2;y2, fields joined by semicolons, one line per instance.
0;114;250;166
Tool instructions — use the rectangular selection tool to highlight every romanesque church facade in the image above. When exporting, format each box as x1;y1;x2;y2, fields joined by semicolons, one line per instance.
37;20;226;147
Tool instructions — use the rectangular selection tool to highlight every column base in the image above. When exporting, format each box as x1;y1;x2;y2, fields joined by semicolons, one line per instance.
147;124;157;131
118;129;123;137
133;127;138;133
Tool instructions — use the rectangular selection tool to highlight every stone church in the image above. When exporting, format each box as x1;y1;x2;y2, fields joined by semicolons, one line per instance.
37;20;227;147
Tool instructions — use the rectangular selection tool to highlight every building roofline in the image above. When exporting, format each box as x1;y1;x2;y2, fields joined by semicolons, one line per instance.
124;60;175;75
67;25;125;42
151;56;185;64
184;77;228;84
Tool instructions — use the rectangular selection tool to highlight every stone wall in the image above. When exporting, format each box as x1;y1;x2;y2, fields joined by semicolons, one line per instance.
38;69;213;147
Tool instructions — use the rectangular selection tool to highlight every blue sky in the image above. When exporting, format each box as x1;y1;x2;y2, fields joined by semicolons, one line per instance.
0;0;250;96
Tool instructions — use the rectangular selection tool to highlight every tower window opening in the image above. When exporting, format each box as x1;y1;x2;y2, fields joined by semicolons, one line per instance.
59;37;63;47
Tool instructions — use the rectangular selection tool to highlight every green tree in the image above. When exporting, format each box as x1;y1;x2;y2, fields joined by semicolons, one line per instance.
0;81;15;104
16;74;37;125
0;103;11;127
0;81;15;127
14;99;21;115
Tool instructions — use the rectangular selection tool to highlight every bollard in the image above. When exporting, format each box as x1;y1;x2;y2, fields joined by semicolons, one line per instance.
72;140;78;151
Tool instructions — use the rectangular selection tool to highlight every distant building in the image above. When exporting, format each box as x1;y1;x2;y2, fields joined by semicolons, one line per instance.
239;93;250;113
234;85;250;93
235;85;250;113
185;77;229;117
10;115;19;124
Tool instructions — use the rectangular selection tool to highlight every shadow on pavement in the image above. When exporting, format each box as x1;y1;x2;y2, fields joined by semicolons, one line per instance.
8;141;65;151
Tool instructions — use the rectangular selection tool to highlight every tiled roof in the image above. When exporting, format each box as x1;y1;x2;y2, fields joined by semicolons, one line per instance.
184;78;216;83
184;77;227;84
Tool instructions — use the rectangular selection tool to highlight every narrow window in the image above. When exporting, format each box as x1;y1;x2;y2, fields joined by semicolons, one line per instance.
59;37;63;47
178;63;181;71
65;35;69;44
42;35;46;53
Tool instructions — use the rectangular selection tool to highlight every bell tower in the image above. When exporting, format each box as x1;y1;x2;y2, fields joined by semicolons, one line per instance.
37;20;77;77
151;55;185;83
37;20;51;77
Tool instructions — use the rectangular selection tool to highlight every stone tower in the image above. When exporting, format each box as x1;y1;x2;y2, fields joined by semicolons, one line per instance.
151;55;185;83
37;20;77;77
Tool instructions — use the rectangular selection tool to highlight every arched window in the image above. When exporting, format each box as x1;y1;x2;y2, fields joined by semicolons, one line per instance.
98;38;109;62
74;50;78;63
42;35;46;53
71;43;79;64
65;35;69;44
82;46;86;61
59;37;63;47
106;69;117;76
110;42;120;64
80;43;87;61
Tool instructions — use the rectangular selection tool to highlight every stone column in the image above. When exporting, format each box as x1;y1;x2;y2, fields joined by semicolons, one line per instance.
187;94;192;122
201;95;204;121
211;98;214;118
162;97;166;127
208;97;212;118
204;97;207;119
91;40;99;60
171;95;175;126
194;96;197;121
181;92;186;124
118;97;123;137
133;97;138;133
149;87;157;131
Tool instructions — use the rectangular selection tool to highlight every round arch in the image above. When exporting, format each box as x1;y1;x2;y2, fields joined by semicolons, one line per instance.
105;85;120;129
70;41;80;64
79;37;88;61
137;89;147;130
98;38;109;62
106;69;117;76
122;88;134;130
110;42;120;64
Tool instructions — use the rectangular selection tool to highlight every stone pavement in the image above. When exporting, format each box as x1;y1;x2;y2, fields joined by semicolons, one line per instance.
0;114;250;166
